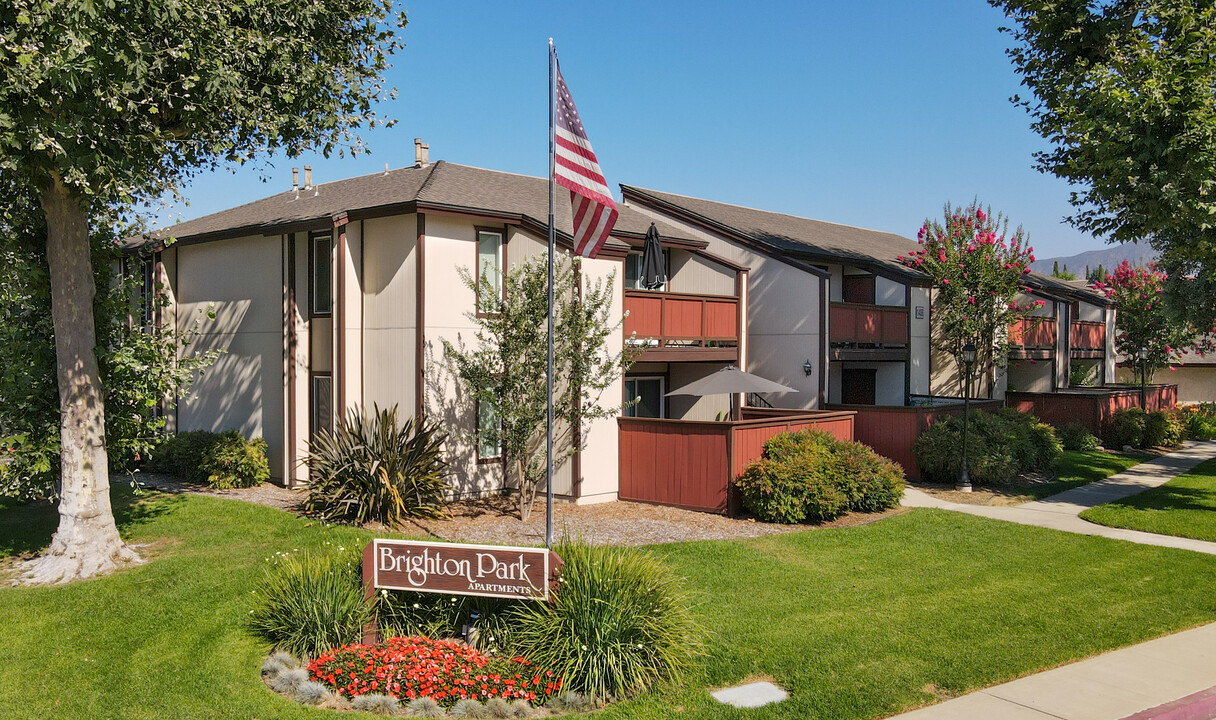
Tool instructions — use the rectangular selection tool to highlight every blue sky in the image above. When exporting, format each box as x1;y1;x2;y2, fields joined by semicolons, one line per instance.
160;0;1104;259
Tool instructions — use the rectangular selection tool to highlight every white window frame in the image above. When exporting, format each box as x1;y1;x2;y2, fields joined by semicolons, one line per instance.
476;229;504;314
624;375;666;419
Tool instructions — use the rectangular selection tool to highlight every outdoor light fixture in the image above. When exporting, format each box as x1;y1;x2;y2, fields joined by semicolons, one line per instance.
802;359;814;376
958;342;978;493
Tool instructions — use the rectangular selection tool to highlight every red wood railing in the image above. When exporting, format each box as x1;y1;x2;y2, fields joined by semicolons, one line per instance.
1070;321;1106;351
618;411;855;515
1009;317;1057;349
623;290;739;346
829;302;908;345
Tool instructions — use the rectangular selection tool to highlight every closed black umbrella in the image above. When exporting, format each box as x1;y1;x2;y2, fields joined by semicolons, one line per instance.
640;223;667;290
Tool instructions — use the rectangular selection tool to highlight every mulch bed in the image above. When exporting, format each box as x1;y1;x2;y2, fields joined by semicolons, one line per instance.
910;471;1056;506
123;472;904;546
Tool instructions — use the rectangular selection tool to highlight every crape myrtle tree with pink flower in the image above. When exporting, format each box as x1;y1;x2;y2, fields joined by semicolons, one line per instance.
1090;261;1214;384
899;201;1045;397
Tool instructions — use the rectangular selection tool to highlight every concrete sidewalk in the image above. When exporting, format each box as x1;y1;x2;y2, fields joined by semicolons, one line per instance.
886;622;1216;720
902;441;1216;556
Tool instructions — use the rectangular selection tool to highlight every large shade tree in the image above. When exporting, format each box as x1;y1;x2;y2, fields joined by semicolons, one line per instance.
0;0;405;583
992;0;1216;325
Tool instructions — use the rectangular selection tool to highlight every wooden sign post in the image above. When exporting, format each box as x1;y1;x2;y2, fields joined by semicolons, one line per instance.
361;539;562;643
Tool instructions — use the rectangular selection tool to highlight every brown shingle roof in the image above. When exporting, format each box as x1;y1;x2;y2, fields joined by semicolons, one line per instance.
621;184;924;282
127;161;698;250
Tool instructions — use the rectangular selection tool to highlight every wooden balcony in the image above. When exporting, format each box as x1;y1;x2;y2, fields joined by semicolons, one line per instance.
623;290;739;362
828;303;908;360
1070;320;1106;354
1009;317;1057;358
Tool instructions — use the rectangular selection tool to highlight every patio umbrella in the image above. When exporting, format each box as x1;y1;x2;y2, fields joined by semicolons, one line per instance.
640;222;667;290
666;365;797;419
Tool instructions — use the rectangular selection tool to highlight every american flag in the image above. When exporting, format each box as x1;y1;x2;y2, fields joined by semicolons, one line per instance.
554;62;618;259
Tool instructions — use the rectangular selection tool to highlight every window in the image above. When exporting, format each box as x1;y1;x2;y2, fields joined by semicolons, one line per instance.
477;400;501;460
624;250;670;291
312;374;333;437
624;376;664;418
842;274;876;304
139;257;156;328
312;232;333;316
476;229;503;313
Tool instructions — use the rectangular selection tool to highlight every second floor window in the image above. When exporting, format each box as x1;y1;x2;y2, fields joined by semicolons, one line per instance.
624;251;670;291
312;232;333;316
477;229;503;313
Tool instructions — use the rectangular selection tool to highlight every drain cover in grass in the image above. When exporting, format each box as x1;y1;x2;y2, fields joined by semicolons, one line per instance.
711;680;788;708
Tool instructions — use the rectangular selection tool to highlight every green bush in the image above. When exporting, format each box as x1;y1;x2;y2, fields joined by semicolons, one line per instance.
1107;408;1146;449
147;429;269;488
200;431;269;489
915;410;1062;486
1183;404;1216;440
733;429;904;523
1143;410;1186;448
248;548;373;658
378;591;521;656
508;539;701;703
1056;422;1102;451
304;404;450;526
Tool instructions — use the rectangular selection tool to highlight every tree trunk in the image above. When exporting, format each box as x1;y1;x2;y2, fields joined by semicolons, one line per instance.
21;175;140;585
516;459;535;522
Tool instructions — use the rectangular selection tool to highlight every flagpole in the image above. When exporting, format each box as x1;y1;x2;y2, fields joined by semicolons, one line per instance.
545;38;556;549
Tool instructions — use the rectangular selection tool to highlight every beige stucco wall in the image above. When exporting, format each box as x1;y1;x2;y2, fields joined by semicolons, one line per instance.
338;222;364;414
909;286;931;395
286;232;310;485
576;253;626;503
175;234;285;480
625;203;825;410
1148;365;1216;404
667;250;735;296
362;214;418;417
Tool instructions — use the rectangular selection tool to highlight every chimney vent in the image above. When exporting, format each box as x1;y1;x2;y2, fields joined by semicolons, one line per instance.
304;165;313;190
414;138;429;167
291;168;300;199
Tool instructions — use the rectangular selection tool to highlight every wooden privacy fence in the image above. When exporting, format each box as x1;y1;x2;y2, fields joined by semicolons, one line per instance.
618;410;855;515
1006;386;1178;440
825;400;1004;480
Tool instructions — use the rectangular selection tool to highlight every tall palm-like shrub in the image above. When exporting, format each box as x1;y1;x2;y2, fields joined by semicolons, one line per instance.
304;404;450;526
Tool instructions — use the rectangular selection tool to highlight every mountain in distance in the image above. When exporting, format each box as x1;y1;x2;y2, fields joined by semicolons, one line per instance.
1030;242;1158;277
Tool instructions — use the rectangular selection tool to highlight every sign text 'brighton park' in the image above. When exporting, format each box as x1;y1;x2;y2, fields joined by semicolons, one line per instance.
362;539;562;602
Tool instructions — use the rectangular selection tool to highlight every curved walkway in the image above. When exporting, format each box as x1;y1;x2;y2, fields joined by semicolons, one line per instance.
902;441;1216;556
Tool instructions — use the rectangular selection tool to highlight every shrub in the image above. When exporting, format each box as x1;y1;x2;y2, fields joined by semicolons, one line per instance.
200;431;269;488
305;403;450;526
308;636;559;706
1143;410;1186;448
294;681;330;705
733;430;904;523
450;699;490;718
1056;422;1101;451
248;548;373;658
1183;403;1216;440
508;539;700;703
1107;408;1147;449
270;667;310;696
147;429;269;488
378;591;520;656
914;410;1062;486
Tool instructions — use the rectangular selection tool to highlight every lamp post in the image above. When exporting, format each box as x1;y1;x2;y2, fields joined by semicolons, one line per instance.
958;342;978;492
1136;347;1149;410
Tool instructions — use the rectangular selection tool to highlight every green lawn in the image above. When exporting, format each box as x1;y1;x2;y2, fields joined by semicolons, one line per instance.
2;488;1215;720
1080;458;1216;543
1021;449;1147;500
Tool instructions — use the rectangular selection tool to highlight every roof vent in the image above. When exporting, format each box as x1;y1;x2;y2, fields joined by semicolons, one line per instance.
291;167;300;200
303;165;313;190
414;138;429;167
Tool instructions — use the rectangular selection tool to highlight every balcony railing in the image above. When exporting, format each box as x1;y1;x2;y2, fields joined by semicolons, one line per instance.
1070;320;1106;352
623;290;739;349
1009;317;1057;349
829;302;908;346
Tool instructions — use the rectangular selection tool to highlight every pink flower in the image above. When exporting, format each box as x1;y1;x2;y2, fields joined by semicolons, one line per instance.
942;279;950;285
977;208;986;221
968;296;976;304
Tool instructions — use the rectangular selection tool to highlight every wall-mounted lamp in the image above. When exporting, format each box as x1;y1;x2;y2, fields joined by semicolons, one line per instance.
802;359;814;376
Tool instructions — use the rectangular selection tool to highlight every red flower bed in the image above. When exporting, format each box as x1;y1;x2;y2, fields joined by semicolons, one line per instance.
307;636;561;706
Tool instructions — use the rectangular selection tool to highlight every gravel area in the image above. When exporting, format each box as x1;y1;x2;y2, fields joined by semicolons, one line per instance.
121;472;905;547
125;472;303;512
